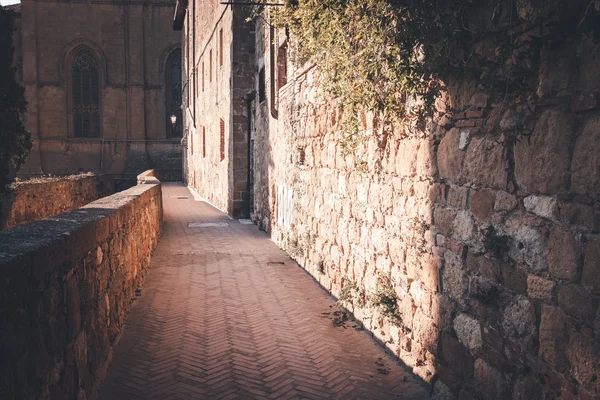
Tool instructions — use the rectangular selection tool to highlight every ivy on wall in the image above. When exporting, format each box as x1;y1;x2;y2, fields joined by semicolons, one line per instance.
275;0;600;131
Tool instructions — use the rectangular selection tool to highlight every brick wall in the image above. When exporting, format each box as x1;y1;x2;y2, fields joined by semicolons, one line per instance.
0;180;162;400
0;174;114;230
250;9;600;400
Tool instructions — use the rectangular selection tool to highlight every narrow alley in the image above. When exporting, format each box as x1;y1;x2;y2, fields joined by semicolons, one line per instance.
94;183;429;400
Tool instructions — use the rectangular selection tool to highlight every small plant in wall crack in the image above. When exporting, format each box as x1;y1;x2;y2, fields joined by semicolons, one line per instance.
337;280;365;308
316;259;325;274
481;225;512;261
369;275;402;327
286;236;304;259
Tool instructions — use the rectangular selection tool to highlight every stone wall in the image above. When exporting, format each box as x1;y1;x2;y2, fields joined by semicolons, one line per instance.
0;180;162;400
182;3;254;217
250;10;600;400
0;174;114;230
14;0;182;177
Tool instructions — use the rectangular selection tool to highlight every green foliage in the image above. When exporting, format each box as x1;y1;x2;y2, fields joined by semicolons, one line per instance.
369;275;401;326
275;0;600;135
275;0;475;126
316;260;325;274
0;6;32;189
337;280;364;307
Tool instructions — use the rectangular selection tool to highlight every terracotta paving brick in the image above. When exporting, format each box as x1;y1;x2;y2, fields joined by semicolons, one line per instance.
94;183;429;400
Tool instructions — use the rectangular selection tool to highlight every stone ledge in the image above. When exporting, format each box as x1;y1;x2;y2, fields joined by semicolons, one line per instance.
0;174;115;230
0;180;163;400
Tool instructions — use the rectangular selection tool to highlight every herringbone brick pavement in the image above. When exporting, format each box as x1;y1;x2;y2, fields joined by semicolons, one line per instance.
94;183;430;400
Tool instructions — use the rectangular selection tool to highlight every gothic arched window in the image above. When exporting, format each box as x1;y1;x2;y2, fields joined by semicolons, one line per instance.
71;48;100;138
167;49;183;138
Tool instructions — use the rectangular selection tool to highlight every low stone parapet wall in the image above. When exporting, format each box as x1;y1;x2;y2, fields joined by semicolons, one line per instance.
0;173;115;230
0;180;163;400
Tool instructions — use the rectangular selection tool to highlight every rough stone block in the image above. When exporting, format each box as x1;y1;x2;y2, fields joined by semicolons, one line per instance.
443;252;467;302
452;211;474;241
470;93;488;108
559;202;597;231
432;380;457;400
507;223;547;273
583;237;600;291
413;308;439;355
558;284;598;326
527;274;555;301
501;264;528;294
566;332;600;395
512;376;543;400
523;195;557;220
547;228;581;281
539;305;571;372
441;335;474;378
502;295;536;350
571;93;597;113
515;110;574;194
447;185;469;209
466;251;499;281
437;128;464;182
473;359;504;399
469;189;494;222
494;191;517;212
482;325;503;352
453;313;482;352
67;275;82;341
463;135;507;189
595;307;600;340
434;207;457;237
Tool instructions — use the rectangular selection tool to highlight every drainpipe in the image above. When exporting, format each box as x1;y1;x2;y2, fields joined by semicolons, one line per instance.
245;91;256;219
100;138;104;173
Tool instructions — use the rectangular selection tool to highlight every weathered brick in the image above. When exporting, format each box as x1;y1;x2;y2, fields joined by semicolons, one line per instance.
527;274;555;301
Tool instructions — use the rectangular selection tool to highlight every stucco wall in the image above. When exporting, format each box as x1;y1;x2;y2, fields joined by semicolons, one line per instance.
0;180;162;400
0;174;114;230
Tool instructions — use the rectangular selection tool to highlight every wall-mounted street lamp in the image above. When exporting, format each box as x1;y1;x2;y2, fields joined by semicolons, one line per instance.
170;115;177;125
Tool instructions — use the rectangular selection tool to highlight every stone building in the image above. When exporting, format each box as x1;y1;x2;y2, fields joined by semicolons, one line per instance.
179;2;600;399
10;0;182;180
174;0;254;217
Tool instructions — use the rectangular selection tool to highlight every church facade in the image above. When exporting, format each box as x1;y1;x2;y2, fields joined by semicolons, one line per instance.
11;0;182;180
